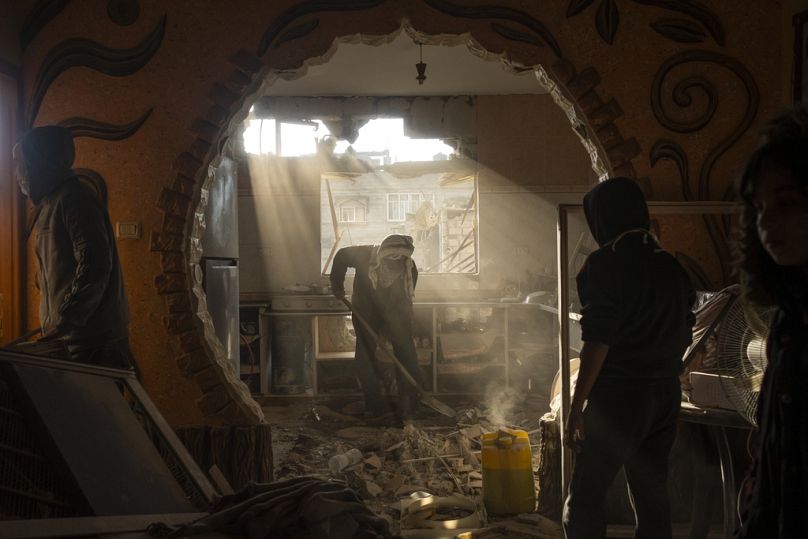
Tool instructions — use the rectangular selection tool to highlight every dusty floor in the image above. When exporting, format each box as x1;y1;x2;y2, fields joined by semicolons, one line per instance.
261;395;729;539
262;394;560;538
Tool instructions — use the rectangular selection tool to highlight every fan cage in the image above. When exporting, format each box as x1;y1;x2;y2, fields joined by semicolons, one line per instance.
712;303;773;426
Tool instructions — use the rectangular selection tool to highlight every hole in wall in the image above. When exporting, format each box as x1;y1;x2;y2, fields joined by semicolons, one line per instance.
191;25;607;404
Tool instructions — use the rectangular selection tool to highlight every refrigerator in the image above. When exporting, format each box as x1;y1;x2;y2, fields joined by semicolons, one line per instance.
200;157;239;374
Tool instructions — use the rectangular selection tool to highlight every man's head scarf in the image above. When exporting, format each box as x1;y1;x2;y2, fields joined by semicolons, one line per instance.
368;234;416;298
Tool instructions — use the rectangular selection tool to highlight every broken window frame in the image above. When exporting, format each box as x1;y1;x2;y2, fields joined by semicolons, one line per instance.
386;192;435;222
322;172;478;276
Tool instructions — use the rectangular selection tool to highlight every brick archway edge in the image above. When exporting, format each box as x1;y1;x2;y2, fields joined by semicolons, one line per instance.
150;15;641;425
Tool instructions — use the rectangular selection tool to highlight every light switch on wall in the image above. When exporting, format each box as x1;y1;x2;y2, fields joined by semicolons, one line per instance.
116;222;141;239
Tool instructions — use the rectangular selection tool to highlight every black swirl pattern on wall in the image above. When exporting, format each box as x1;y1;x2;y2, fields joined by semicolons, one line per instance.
632;0;724;45
596;0;619;44
650;139;691;199
566;0;724;47
490;22;545;47
425;0;564;58
20;0;73;51
28;15;166;126
58;108;153;140
257;0;384;56
650;50;760;286
650;18;708;44
107;0;141;26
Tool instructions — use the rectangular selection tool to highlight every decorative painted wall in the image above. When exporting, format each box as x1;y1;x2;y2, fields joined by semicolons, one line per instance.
14;0;784;425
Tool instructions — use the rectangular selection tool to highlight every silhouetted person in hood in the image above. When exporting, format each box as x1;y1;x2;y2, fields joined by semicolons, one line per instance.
563;177;695;539
14;126;134;371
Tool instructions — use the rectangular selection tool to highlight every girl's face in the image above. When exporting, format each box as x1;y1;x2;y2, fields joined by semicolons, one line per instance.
753;165;808;268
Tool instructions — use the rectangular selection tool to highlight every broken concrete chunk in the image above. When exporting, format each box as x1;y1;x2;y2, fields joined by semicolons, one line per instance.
365;480;383;498
365;453;383;469
460;424;484;439
385;474;405;494
515;512;564;536
385;440;406;452
342;400;365;415
336;426;381;439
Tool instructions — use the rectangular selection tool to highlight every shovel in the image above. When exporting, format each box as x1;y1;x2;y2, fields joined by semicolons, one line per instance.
341;298;456;418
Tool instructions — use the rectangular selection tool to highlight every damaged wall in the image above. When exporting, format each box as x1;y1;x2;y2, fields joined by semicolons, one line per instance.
9;0;787;424
238;93;596;297
253;95;478;142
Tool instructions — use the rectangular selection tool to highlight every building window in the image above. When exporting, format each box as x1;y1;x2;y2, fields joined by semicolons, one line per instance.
339;206;365;223
340;207;355;222
322;176;477;275
387;193;433;222
336;198;367;224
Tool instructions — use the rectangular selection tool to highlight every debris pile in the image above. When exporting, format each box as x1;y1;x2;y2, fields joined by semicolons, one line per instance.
270;401;562;537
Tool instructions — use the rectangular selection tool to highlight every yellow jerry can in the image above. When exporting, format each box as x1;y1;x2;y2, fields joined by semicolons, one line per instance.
481;427;536;515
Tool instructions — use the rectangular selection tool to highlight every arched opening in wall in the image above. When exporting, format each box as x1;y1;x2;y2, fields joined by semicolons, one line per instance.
194;27;607;410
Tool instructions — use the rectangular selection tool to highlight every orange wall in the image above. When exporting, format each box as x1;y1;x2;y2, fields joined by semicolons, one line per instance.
10;0;786;425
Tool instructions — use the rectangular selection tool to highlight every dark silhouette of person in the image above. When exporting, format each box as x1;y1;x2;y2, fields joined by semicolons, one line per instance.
330;234;424;418
563;177;695;539
14;126;135;371
734;108;808;538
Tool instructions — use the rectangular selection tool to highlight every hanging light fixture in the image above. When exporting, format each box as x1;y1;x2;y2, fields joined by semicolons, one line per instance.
415;43;427;85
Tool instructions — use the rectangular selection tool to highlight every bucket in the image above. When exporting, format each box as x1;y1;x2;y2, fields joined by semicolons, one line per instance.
481;427;536;515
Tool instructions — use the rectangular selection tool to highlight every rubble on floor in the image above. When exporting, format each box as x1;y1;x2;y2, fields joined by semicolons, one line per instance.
265;397;563;538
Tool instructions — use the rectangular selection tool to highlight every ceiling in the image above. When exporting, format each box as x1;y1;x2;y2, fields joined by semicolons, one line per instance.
265;31;548;97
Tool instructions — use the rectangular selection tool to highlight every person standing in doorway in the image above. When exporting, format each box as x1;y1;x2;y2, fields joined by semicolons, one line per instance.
330;234;424;419
563;177;696;538
734;108;808;538
14;126;135;371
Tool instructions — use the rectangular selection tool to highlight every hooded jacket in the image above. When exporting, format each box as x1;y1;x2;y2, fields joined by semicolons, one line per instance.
20;127;130;349
577;177;695;387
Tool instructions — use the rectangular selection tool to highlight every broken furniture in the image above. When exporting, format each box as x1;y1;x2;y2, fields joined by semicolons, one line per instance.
0;349;217;537
250;298;562;399
679;403;752;539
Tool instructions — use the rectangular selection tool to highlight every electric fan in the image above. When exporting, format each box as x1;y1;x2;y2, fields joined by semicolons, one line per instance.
711;299;774;426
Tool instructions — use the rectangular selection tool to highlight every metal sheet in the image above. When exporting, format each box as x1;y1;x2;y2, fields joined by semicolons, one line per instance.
201;157;238;259
204;259;240;371
9;363;194;516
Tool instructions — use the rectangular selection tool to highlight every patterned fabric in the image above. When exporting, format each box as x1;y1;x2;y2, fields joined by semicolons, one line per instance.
158;476;392;538
368;234;415;299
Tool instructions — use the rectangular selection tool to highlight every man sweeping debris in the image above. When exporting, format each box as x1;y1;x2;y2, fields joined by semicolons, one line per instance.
330;234;425;419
